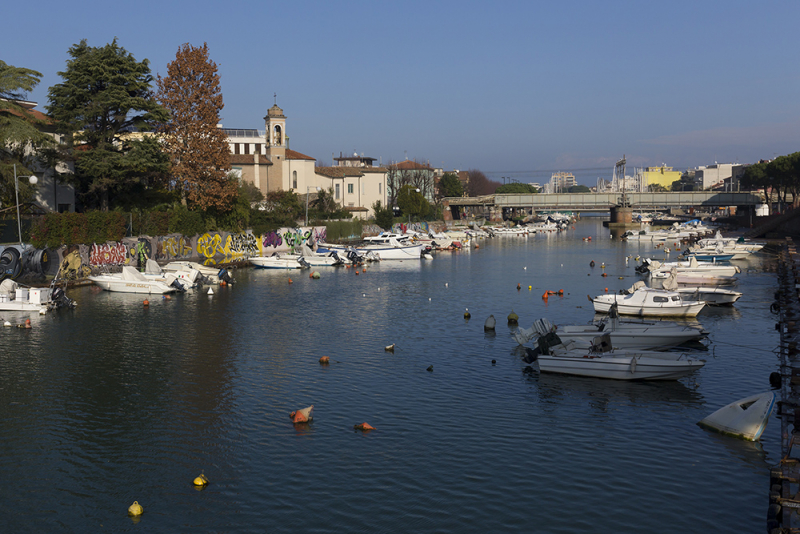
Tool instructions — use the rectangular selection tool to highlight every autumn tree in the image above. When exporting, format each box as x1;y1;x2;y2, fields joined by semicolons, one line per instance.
0;60;55;211
47;39;169;210
156;43;236;213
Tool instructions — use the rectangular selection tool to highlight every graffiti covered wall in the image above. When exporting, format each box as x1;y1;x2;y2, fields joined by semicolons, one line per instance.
28;226;328;281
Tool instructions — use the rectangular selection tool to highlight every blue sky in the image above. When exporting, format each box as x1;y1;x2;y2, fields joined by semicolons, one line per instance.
4;1;798;185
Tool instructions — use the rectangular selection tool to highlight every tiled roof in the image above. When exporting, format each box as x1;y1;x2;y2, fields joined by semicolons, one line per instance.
315;166;365;178
230;154;272;165
286;148;315;161
361;167;388;173
391;160;433;170
1;99;52;124
345;206;369;212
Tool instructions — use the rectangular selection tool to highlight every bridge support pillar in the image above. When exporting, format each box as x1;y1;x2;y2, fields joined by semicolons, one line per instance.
609;206;633;224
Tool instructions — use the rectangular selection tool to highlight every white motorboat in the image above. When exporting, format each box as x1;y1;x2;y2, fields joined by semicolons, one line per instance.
659;268;742;306
363;232;411;244
648;270;738;286
698;392;776;441
695;231;764;255
640;257;740;278
89;266;179;294
144;260;200;290
514;316;707;351
323;238;425;260
533;332;705;380
591;282;706;317
162;261;235;284
0;279;76;313
250;254;302;269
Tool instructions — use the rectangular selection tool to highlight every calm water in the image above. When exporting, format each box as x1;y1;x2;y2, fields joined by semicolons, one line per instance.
0;218;781;533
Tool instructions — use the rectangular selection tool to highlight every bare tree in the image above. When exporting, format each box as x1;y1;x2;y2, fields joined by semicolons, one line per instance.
465;169;500;196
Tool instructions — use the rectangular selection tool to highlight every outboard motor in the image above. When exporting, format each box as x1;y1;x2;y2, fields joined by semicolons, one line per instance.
330;252;344;266
346;249;362;265
51;287;76;309
218;268;234;285
298;257;311;269
170;278;187;292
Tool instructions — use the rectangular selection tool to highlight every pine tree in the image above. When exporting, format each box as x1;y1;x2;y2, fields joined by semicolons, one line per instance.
47;39;169;211
156;43;236;213
0;60;54;209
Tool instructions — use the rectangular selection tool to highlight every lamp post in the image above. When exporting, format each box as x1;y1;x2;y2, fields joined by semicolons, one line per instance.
14;164;38;246
305;186;320;227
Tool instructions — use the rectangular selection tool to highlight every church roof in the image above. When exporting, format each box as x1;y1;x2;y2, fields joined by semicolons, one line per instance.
230;154;272;165
286;148;315;161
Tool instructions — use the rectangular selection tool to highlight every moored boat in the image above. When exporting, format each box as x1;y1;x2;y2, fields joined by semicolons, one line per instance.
89;266;179;294
591;282;706;317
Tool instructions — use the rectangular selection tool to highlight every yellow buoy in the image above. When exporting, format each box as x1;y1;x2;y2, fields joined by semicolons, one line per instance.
128;501;143;516
193;472;209;487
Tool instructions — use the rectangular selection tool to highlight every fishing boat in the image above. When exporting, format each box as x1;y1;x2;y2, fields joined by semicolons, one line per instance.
533;331;705;380
88;266;179;294
591;282;706;317
514;315;708;351
698;392;776;441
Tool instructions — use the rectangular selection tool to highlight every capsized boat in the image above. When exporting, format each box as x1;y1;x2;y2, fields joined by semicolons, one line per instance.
533;331;705;380
591;282;706;317
514;315;708;351
89;266;180;294
698;392;776;441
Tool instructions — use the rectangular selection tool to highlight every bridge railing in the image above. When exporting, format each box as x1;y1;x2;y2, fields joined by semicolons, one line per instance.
445;191;765;209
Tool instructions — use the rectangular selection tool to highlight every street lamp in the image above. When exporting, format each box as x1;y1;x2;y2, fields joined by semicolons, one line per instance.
305;186;320;227
14;164;38;246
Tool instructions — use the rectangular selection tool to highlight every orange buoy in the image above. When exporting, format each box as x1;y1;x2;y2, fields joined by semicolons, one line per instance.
517;283;521;290
143;299;149;306
558;289;564;295
354;422;375;431
288;278;293;284
319;356;330;364
604;287;608;292
542;292;549;300
602;273;608;277
355;271;360;275
290;405;314;423
362;268;366;273
24;319;31;329
220;280;227;286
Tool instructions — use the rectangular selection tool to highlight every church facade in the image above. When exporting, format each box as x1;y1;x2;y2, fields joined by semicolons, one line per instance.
224;103;388;219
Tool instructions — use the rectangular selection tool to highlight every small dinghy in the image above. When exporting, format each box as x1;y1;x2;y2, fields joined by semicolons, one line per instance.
697;392;776;441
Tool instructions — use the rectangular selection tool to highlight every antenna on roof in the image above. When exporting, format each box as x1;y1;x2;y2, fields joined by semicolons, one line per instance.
274;93;277;105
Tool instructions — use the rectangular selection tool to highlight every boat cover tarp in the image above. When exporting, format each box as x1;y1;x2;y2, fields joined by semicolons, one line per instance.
626;281;647;294
121;266;149;282
145;259;162;275
662;268;679;290
0;278;18;299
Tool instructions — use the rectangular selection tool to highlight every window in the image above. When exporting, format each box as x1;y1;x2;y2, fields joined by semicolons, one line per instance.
234;144;240;155
347;183;354;194
335;184;340;199
378;183;382;195
244;143;249;155
652;296;668;303
671;296;681;301
293;171;297;189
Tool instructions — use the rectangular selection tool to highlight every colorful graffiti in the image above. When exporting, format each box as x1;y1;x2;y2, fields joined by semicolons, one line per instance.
90;243;128;266
159;234;193;260
262;230;283;249
229;232;258;255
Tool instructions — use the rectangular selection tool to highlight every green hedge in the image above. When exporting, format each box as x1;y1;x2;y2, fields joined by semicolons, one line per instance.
324;220;363;242
30;211;127;248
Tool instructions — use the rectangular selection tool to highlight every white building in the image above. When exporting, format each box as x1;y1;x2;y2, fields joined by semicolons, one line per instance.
694;163;735;190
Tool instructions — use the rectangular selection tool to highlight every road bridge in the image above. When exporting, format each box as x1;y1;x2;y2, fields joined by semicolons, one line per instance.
445;192;765;213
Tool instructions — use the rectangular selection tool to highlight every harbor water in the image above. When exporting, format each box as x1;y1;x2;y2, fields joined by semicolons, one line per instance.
0;218;781;532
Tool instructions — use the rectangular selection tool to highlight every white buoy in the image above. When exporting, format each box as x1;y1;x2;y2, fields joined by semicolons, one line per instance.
362;293;366;297
207;288;214;295
523;266;527;270
428;297;432;301
3;320;11;327
445;282;448;288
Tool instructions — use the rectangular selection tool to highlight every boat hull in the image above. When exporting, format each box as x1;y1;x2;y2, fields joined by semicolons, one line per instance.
698;392;776;441
88;276;176;294
537;353;704;380
592;297;705;317
557;324;706;350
